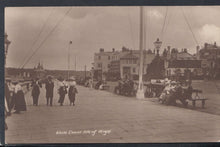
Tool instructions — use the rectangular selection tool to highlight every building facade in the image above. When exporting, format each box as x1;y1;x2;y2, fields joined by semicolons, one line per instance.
198;42;220;78
163;48;202;79
94;47;156;80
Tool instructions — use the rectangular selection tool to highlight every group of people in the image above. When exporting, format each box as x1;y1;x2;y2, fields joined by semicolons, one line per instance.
56;77;78;106
114;79;135;96
159;80;193;107
5;78;27;130
4;75;79;130
31;76;78;106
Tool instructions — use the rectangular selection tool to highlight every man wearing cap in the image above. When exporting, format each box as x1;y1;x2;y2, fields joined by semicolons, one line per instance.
31;78;41;106
45;76;54;106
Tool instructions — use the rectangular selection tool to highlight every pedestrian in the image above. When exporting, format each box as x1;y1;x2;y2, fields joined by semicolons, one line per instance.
31;79;41;106
68;79;78;106
58;77;67;106
45;76;54;106
11;80;27;114
89;78;93;89
5;78;12;115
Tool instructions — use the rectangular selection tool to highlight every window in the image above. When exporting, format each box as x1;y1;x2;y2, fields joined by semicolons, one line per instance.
133;68;136;73
108;56;110;60
133;60;137;64
98;56;101;60
98;63;102;68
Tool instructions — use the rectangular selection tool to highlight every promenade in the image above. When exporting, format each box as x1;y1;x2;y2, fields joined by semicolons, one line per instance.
5;83;220;143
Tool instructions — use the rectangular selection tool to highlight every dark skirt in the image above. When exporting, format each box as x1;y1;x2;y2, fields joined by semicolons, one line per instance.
14;90;27;111
68;94;76;102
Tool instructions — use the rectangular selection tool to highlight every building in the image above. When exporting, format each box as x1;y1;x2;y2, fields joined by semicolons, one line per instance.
164;47;202;79
94;47;156;80
94;47;133;80
198;42;220;78
5;62;46;80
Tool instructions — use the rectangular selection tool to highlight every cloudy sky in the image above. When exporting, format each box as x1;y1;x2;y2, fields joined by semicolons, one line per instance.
5;6;220;70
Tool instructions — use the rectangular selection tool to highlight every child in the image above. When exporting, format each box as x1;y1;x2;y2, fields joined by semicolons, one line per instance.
68;82;78;106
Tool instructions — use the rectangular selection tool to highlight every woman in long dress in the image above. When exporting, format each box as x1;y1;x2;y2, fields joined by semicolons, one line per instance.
11;81;27;113
68;80;78;106
58;77;67;106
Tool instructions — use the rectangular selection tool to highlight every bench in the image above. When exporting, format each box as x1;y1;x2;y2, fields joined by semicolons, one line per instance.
102;85;110;90
189;89;207;108
190;98;207;108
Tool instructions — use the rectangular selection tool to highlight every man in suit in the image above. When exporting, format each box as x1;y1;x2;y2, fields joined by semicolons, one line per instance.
45;76;54;106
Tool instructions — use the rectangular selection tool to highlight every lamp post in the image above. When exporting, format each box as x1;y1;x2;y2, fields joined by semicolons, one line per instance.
154;38;162;56
68;41;72;79
4;33;11;65
136;6;145;99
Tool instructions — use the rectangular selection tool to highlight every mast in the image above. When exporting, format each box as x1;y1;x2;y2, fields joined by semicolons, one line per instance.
68;41;72;79
136;6;145;99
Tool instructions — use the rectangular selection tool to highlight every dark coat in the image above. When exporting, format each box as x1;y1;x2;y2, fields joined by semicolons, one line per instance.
14;90;27;111
32;83;40;97
45;80;54;98
68;86;78;101
59;86;67;96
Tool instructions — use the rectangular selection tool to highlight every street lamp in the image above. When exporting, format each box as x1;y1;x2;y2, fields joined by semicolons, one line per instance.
4;33;11;65
154;38;162;56
68;41;72;79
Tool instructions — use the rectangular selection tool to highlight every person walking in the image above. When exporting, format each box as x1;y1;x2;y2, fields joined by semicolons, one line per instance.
11;80;27;113
31;79;41;106
68;79;78;106
45;76;54;106
58;77;67;106
5;78;12;115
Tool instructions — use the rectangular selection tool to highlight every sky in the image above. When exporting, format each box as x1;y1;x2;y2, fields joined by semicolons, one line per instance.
5;6;220;70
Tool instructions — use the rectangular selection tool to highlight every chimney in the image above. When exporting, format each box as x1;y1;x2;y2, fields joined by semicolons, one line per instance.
112;48;115;52
100;48;104;52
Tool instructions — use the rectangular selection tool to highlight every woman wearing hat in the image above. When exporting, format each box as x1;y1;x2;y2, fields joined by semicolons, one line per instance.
68;79;78;106
57;77;67;106
11;80;27;113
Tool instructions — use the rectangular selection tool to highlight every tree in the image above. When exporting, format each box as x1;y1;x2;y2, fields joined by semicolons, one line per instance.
146;56;165;80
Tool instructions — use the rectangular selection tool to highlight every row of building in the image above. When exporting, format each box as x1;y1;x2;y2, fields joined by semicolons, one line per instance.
93;42;220;81
5;62;91;82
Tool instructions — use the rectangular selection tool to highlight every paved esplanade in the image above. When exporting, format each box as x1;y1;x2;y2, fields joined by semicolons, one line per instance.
5;82;220;143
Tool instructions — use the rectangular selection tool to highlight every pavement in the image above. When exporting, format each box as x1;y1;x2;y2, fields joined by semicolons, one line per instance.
5;81;220;143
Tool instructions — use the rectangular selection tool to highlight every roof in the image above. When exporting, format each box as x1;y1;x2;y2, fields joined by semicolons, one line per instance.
168;60;201;68
120;53;138;59
176;52;197;60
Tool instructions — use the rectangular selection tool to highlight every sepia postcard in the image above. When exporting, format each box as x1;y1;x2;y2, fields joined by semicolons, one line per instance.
3;4;220;144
